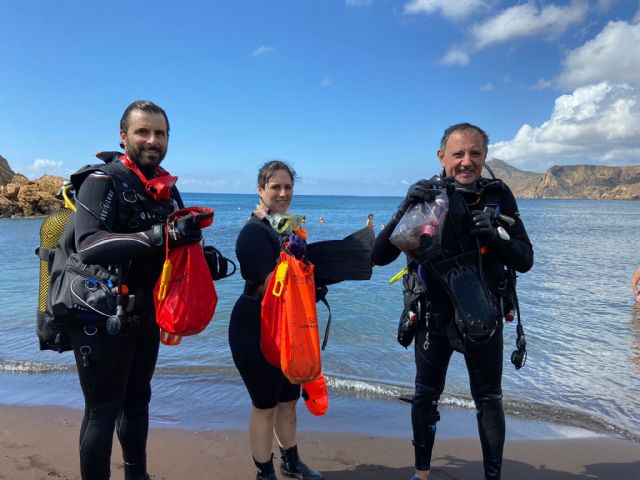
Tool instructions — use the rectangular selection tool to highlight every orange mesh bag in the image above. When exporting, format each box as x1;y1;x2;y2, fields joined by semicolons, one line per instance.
260;261;285;368
279;252;321;384
154;207;217;346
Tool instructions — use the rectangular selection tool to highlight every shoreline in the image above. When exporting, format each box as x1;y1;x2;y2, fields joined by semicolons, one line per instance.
1;404;639;479
1;369;622;442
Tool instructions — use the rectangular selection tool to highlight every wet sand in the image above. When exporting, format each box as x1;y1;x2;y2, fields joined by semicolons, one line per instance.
1;404;639;479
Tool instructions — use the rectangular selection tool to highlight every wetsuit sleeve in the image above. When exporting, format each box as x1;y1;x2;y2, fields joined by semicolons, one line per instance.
236;219;279;285
371;217;402;266
74;171;155;265
490;185;533;273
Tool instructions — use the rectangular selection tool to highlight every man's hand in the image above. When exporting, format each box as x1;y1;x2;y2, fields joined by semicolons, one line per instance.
392;179;437;223
169;214;203;246
149;214;202;247
469;209;498;243
405;179;437;206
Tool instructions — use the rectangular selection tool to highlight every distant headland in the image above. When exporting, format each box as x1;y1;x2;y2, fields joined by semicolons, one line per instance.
485;159;640;200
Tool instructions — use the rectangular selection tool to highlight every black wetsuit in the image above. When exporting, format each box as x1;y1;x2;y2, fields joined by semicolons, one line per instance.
68;155;181;480
228;215;300;409
371;180;533;480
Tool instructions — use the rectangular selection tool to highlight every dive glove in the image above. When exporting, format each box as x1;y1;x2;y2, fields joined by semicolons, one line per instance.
149;214;203;248
469;209;498;243
392;179;438;223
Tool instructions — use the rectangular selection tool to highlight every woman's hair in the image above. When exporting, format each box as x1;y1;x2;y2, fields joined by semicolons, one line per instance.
257;160;297;188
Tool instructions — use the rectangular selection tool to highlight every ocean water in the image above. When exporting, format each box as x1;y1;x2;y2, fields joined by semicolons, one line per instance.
1;194;640;442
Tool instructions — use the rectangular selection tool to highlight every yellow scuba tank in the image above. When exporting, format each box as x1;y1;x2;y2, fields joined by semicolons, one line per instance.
37;208;72;313
36;183;75;350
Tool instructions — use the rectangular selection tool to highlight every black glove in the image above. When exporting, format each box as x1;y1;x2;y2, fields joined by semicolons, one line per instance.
469;209;498;243
149;214;202;248
392;179;437;223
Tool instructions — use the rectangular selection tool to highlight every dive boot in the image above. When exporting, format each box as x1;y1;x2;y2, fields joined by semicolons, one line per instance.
254;455;277;480
123;460;150;480
280;445;324;480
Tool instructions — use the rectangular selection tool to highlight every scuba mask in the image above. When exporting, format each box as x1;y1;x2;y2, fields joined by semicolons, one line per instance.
267;213;308;242
120;154;178;201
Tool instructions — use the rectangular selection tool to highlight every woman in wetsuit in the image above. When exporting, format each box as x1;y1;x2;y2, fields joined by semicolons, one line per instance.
228;160;324;480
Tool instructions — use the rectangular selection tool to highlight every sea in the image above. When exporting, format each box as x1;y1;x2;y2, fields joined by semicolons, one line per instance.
1;194;640;442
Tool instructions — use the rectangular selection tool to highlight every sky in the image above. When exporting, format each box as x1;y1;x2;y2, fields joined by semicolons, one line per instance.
1;0;639;196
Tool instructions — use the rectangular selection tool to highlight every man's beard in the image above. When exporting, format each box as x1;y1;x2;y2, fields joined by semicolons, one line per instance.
127;143;166;168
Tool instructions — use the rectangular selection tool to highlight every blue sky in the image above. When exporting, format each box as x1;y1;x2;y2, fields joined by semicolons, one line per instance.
1;0;639;195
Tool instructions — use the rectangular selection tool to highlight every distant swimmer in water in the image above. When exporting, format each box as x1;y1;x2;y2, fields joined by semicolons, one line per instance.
319;216;324;224
632;268;640;303
366;213;374;228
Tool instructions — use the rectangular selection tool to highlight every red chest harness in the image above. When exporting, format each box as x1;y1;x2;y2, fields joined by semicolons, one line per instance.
120;154;178;201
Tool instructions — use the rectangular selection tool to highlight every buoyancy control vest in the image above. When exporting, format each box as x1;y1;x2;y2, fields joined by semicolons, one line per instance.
36;152;180;352
417;177;517;351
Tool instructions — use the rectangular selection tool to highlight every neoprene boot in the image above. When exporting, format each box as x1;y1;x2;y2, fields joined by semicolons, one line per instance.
279;445;324;480
80;462;110;480
254;455;277;480
476;400;505;480
124;460;150;480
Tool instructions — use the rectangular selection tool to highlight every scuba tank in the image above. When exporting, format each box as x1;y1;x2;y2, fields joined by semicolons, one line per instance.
36;184;75;352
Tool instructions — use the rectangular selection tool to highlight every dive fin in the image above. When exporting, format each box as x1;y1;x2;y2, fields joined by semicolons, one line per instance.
307;227;375;286
429;250;499;347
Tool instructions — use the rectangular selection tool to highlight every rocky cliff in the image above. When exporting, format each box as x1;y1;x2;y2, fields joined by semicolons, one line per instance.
0;155;65;217
485;159;640;200
0;155;15;185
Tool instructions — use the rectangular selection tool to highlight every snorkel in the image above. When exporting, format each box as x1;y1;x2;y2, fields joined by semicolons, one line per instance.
255;198;307;241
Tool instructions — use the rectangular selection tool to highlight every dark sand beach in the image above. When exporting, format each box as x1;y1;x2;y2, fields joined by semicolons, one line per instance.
2;405;639;479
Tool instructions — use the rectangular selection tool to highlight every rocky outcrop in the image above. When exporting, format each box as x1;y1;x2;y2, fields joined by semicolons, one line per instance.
484;159;542;197
0;155;15;186
525;165;640;199
485;159;640;200
0;156;65;217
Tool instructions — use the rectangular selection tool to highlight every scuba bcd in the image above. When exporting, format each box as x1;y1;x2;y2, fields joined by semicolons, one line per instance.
35;152;173;352
392;171;528;368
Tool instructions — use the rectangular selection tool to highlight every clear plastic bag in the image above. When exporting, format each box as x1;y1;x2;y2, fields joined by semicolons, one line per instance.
389;189;449;262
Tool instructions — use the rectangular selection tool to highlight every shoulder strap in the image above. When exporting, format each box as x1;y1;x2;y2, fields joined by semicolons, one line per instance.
315;285;333;351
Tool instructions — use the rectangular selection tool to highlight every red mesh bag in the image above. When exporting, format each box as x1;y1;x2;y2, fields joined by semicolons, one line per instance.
154;207;217;346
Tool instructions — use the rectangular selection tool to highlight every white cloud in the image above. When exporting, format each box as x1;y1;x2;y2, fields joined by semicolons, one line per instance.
346;0;373;6
321;76;333;88
441;47;470;65
472;1;588;50
490;82;640;170
532;78;553;90
29;158;64;173
480;82;494;91
596;0;614;13
556;21;640;89
404;0;491;21
179;176;254;193
252;45;274;57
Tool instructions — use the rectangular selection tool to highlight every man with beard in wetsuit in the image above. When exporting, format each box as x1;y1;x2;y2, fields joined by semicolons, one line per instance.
67;100;203;479
372;123;533;480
